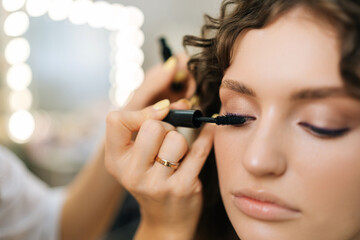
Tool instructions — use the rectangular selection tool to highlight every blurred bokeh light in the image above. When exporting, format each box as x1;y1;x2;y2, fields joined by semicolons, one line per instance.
4;11;29;36
2;0;26;12
8;110;36;143
48;0;72;21
26;0;50;17
6;64;32;91
5;38;31;65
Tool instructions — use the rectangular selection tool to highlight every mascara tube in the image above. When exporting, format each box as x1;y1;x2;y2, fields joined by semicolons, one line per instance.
159;37;184;92
163;109;203;128
159;37;173;61
163;109;251;128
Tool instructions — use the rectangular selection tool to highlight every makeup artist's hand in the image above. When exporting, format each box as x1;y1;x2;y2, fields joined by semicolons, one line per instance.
105;99;214;240
125;53;196;110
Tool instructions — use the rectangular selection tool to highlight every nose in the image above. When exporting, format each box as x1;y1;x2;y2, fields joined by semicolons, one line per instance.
242;115;288;178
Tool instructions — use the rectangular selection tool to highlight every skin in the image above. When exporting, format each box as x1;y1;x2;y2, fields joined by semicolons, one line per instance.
214;6;360;240
105;100;214;240
60;142;124;240
126;53;195;109
104;54;200;240
61;54;194;240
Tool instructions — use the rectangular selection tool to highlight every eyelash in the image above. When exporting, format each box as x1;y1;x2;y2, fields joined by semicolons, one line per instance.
222;112;256;126
222;112;350;138
299;122;350;138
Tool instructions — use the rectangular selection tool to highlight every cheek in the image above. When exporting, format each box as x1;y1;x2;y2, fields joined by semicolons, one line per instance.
287;130;360;237
214;127;245;190
214;124;360;238
296;136;360;224
214;127;230;186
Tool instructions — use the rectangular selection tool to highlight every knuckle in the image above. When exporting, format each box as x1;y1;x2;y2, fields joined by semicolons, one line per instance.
122;176;140;194
172;179;202;198
172;185;188;198
171;179;191;198
165;131;188;150
144;179;167;199
140;119;165;136
106;111;121;125
193;181;203;194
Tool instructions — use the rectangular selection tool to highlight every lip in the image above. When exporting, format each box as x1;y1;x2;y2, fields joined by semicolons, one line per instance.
232;189;301;221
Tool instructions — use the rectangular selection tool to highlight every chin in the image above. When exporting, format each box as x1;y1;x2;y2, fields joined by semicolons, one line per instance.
233;224;301;240
227;210;304;240
232;220;283;240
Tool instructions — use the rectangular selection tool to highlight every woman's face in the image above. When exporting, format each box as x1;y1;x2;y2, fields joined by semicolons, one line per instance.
214;6;360;240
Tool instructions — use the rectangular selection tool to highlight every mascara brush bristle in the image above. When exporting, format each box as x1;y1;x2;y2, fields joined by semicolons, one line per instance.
215;115;247;125
195;114;255;126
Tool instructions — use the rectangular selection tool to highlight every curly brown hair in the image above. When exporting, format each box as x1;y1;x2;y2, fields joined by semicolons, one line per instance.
183;1;360;239
184;0;360;117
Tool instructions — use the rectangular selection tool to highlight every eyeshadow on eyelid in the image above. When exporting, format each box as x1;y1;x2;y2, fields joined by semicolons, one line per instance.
222;99;255;112
299;104;356;121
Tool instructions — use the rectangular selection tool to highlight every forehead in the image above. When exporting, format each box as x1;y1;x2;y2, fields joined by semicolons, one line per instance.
225;6;342;92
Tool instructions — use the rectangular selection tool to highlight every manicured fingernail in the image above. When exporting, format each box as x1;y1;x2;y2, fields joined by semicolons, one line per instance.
178;98;192;109
164;57;177;71
153;99;170;110
174;70;187;83
212;113;219;118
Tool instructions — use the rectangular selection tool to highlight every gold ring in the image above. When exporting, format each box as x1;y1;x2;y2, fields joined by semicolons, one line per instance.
155;156;180;170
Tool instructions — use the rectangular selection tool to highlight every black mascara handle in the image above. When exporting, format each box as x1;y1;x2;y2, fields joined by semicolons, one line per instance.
159;37;184;92
163;109;203;128
159;37;173;61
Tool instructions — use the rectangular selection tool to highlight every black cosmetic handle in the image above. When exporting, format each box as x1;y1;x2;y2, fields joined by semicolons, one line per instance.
163;109;203;128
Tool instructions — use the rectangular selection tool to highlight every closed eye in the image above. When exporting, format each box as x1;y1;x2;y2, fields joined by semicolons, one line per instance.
299;122;350;138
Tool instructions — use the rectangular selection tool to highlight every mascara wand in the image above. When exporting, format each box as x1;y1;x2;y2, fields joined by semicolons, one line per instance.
163;109;254;128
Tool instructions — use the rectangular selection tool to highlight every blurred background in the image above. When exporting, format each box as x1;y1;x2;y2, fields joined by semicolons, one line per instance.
0;0;220;186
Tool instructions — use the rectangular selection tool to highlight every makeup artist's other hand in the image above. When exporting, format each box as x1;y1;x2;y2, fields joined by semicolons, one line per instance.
105;99;214;240
125;53;196;110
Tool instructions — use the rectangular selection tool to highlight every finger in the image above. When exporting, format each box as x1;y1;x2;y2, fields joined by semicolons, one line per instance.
131;120;175;172
175;53;193;90
175;124;215;178
105;99;170;153
176;52;190;66
128;98;192;171
160;56;178;86
170;98;192;110
184;76;196;99
175;53;190;76
142;58;177;91
173;54;189;86
152;130;188;178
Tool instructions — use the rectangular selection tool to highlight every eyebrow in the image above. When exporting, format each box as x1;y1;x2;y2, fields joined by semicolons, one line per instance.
290;87;347;100
221;79;256;97
221;79;347;100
